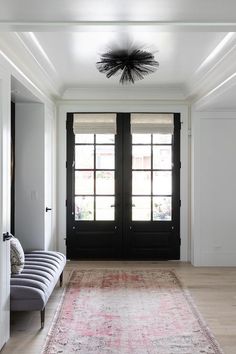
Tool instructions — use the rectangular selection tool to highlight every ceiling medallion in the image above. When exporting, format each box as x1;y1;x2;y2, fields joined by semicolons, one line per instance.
96;48;159;84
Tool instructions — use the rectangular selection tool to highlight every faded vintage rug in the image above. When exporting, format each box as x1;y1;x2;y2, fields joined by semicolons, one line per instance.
43;269;223;354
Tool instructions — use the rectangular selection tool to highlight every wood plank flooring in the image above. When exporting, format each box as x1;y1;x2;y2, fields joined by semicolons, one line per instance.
1;261;236;354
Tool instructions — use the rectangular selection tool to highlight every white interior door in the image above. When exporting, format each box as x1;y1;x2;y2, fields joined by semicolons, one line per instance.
0;73;11;349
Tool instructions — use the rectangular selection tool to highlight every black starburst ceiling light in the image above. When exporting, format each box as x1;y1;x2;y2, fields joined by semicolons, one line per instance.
96;48;159;84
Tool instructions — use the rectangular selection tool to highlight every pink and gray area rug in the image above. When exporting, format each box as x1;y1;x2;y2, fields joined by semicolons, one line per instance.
43;269;223;354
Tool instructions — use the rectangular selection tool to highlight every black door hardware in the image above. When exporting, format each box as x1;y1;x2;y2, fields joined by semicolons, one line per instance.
3;232;13;242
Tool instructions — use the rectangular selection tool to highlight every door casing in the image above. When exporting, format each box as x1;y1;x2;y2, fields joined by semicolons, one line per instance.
0;74;11;350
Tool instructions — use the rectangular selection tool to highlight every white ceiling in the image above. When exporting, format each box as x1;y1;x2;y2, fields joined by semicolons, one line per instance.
1;0;236;22
33;31;226;89
1;0;236;108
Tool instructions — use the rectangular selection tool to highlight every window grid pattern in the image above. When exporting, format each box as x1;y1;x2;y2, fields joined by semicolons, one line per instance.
132;134;173;221
74;134;115;221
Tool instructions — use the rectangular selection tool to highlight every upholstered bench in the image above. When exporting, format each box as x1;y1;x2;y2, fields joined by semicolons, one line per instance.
10;250;66;329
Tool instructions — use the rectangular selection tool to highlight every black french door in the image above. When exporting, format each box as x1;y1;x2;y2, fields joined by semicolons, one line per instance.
66;112;181;259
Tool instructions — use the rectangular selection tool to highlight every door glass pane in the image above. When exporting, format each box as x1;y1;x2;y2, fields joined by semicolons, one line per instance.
96;134;115;144
132;197;151;221
153;171;172;195
96;197;115;220
75;145;94;169
132;146;151;169
153;134;172;144
75;134;94;144
153;146;172;169
75;196;94;220
132;134;151;144
96;171;114;195
75;171;94;195
132;171;151;195
153;197;172;221
96;145;115;169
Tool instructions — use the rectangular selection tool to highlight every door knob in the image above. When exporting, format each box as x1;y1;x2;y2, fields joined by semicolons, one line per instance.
46;207;52;212
3;232;13;242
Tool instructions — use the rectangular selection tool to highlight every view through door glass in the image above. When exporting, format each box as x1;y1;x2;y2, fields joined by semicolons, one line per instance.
74;134;115;221
66;113;180;259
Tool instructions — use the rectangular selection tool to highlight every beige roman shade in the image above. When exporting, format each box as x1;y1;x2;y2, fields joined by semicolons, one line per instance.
73;113;117;134
131;113;174;134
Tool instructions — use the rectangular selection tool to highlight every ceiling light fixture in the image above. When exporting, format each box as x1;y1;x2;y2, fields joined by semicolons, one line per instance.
96;48;159;84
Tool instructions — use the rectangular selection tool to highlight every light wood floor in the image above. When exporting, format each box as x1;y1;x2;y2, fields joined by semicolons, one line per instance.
1;261;236;354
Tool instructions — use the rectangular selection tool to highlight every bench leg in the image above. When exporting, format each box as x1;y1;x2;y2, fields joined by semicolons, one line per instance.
60;272;63;287
41;308;45;329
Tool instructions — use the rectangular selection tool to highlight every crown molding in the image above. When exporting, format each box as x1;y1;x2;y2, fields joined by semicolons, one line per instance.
193;71;236;111
0;32;62;100
56;100;189;119
62;85;187;101
0;51;55;107
15;33;62;91
1;21;236;32
185;33;236;102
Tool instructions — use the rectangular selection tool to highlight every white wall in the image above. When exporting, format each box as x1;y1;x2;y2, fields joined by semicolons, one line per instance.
44;105;57;250
191;110;236;266
15;103;45;250
57;101;190;260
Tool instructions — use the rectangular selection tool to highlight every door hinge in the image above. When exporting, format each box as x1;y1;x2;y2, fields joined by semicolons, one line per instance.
64;237;67;246
65;199;67;207
179;200;181;207
179;238;181;246
66;161;67;168
179;161;181;169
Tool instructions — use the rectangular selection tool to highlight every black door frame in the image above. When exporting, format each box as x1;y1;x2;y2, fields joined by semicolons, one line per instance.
66;113;123;259
122;113;181;259
66;112;181;260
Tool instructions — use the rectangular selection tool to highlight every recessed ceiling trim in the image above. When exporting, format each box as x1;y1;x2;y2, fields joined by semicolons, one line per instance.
1;21;236;32
28;32;57;73
185;38;236;101
14;33;61;96
62;86;187;101
195;32;235;73
194;71;236;110
0;49;45;97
